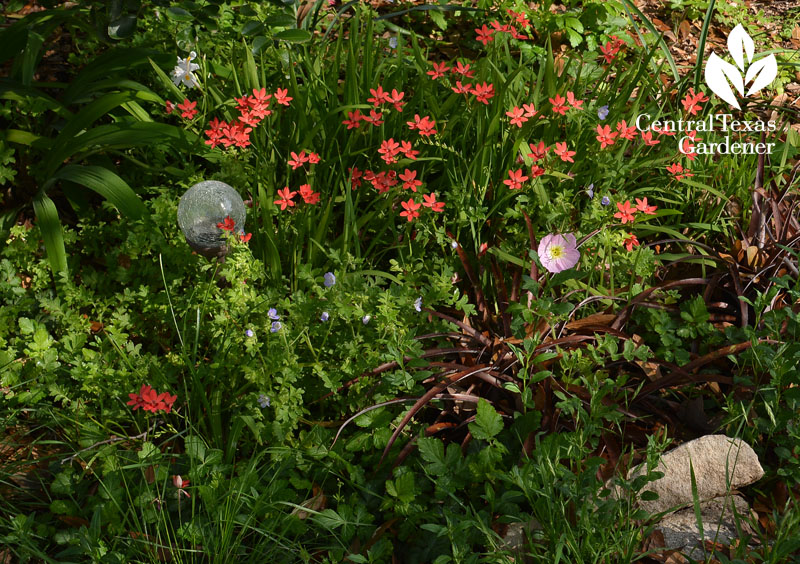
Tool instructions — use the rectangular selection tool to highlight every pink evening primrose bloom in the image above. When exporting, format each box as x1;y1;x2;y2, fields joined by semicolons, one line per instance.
538;233;580;273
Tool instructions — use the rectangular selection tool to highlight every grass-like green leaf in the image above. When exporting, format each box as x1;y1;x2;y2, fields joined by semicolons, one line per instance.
32;192;67;274
49;165;148;220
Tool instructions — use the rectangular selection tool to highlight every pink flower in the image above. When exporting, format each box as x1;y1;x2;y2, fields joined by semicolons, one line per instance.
522;103;537;118
452;81;472;95
288;151;309;170
342;109;364;129
530;164;545;178
422;192;444;212
566;91;583;109
614;200;636;224
367;85;391;106
274;88;292;106
595;124;618;149
623;233;640;252
165;100;174;114
640;131;660;146
553;142;576;163
274;187;297;210
407;115;437;136
299;184;320;204
217;216;235;231
177;98;197;119
635;197;658;215
503;169;528;190
400;140;419;160
527;141;549;162
427;61;450;79
399;198;421;222
399;169;422;192
599;41;621;63
471;82;495;104
666;163;693;181
378;138;401;164
452;61;475;78
388;89;406;112
681;87;708;116
616;120;638;141
363;109;384;127
349;166;362;189
549;94;568;115
127;384;177;414
506;106;528;128
172;475;191;498
538;233;580;273
475;24;495;46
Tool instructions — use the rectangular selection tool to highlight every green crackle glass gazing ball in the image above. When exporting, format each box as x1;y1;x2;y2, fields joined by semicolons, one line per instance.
177;180;245;258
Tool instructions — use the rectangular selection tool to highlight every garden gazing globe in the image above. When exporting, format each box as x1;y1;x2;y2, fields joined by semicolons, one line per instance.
177;180;245;258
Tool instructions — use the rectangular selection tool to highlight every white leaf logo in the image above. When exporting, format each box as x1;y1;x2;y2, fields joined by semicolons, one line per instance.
704;24;777;110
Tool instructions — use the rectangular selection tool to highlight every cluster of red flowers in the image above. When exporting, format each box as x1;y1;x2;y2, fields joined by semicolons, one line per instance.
680;131;702;160
407;114;437;137
681;87;709;116
347;165;444;220
217;215;252;243
599;35;626;64
425;61;495;105
666;163;693;181
274;184;321;210
505;103;538;127
378;138;419;164
170;99;197;119
127;384;177;414
595;119;680;150
288;150;321;170
549;91;584;115
399;193;445;222
502;137;580;189
613;198;658;225
341;85;406;130
474;9;532;45
183;87;293;149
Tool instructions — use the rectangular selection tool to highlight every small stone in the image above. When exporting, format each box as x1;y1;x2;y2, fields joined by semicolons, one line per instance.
499;519;541;563
630;435;764;514
656;494;756;559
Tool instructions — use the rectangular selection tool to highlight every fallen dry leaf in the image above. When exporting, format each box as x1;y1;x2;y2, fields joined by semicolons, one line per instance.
291;484;327;519
565;313;616;330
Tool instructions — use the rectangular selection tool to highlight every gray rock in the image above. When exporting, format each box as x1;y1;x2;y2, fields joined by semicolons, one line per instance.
631;435;763;514
656;494;756;559
499;519;541;562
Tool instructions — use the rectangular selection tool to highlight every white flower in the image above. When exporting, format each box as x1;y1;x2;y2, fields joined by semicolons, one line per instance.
414;297;422;312
171;51;201;89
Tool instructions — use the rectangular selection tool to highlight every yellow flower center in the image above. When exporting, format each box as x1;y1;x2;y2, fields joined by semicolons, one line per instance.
549;245;565;259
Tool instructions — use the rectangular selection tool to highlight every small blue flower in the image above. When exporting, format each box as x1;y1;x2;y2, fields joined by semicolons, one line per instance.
320;312;329;322
245;329;254;338
586;183;594;199
451;240;459;249
270;321;282;332
362;314;371;325
389;37;398;49
598;105;609;120
324;272;336;287
268;308;280;321
601;196;611;206
258;394;270;408
414;297;422;312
